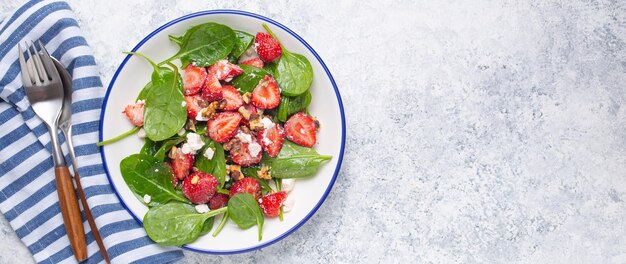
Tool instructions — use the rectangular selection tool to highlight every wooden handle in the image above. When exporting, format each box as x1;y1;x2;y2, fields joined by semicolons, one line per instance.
73;170;111;263
55;166;87;261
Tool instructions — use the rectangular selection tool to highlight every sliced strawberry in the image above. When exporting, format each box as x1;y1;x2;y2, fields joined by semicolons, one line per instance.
207;112;242;143
208;59;243;81
229;135;263;167
123;101;144;126
251;75;280;109
170;146;195;180
181;171;217;204
202;74;222;102
184;94;208;119
209;193;229;210
284;112;316;147
240;58;264;68
258;124;284;157
183;65;207;95
221;85;244;111
258;191;287;217
255;32;282;62
229;177;261;199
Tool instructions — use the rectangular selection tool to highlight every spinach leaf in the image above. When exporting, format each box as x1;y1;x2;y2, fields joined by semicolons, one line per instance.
163;23;237;67
231;64;271;93
241;166;274;193
195;122;207;134
199;216;215;236
154;137;185;161
228;193;264;241
262;141;332;178
228;30;254;63
120;154;187;204
140;138;161;156
143;203;226;246
262;24;313;96
195;138;227;187
143;64;187;141
168;34;184;46
277;90;312;122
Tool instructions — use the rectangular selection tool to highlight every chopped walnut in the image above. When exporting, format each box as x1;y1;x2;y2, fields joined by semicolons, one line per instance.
239;125;251;134
198;101;220;120
217;100;227;110
223;138;241;152
228;164;243;181
242;92;252;104
249;115;264;131
238;106;251;120
185;119;197;132
313;117;321;132
168;146;178;159
257;165;271;180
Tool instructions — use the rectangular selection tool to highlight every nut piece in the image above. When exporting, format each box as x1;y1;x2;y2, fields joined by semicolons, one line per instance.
168;146;178;159
238;106;251;120
249;115;264;131
257;165;271;180
239;125;251;134
197;101;220;121
242;92;252;104
185;119;197;132
217;99;227;110
223;138;240;152
228;164;243;181
313;118;321;132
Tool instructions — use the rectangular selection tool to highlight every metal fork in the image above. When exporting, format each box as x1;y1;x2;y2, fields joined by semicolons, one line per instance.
19;41;87;262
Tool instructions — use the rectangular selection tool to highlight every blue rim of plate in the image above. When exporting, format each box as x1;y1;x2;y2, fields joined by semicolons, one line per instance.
99;9;346;254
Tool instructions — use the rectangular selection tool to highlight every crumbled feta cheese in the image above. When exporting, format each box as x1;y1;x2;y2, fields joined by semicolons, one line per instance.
195;204;210;214
236;131;252;143
225;174;231;182
177;128;186;136
248;142;262;156
196;109;210;121
260;117;274;129
143;194;151;204
181;101;187;107
181;133;205;154
137;128;146;138
282;179;295;193
261;133;271;146
180;143;193;154
283;194;294;213
203;147;215;160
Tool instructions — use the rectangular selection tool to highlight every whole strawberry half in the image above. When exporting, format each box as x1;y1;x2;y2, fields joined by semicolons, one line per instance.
258;123;285;157
284;112;316;147
183;64;207;95
207;112;242;143
202;74;223;102
221;85;244;111
123;101;145;127
258;191;287;217
184;94;208;119
208;59;243;81
209;193;229;210
255;32;282;63
181;171;218;204
240;58;264;68
170;146;195;180
229;177;261;199
251;75;280;110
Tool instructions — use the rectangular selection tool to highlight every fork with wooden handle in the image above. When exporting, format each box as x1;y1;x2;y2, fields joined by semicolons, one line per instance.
18;41;87;262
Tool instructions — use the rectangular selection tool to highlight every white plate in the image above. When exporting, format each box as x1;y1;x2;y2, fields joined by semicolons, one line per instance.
99;10;345;254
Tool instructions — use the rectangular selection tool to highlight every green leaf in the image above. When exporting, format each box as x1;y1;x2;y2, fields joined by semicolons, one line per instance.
198;216;215;236
168;34;184;46
140;138;161;156
143;64;187;141
136;81;154;102
228;193;264;241
228;30;254;63
241;167;274;193
266;51;313;96
143;203;226;246
231;64;271;93
162;23;237;67
277;90;312;122
195;138;227;188
262;141;332;178
154;137;185;161
120;154;187;204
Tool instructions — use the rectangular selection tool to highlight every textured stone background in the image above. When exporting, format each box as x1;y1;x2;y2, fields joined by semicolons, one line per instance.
2;0;626;263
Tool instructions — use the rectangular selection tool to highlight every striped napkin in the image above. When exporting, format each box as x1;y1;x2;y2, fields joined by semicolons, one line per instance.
0;1;184;263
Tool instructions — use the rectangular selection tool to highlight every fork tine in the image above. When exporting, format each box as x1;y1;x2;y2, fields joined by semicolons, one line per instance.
18;44;33;85
37;40;60;82
24;42;41;85
30;40;48;82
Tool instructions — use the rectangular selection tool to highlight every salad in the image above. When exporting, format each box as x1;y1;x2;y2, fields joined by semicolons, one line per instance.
98;23;332;245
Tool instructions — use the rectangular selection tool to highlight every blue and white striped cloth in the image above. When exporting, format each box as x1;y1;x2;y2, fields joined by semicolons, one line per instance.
0;1;184;263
